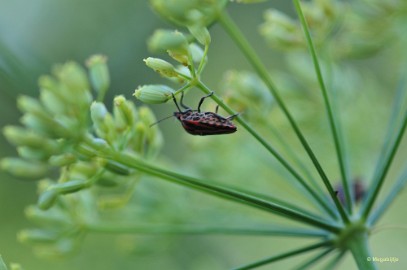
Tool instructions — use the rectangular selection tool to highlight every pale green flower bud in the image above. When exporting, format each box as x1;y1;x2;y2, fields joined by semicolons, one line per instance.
0;158;48;178
148;29;188;53
133;85;174;104
53;180;88;194
188;24;211;45
167;49;190;66
48;154;77;167
189;43;205;64
3;126;57;150
144;57;178;77
17;147;49;161
86;55;110;97
113;95;138;128
39;88;67;115
90;102;110;136
37;189;59;210
18;229;59;244
54;62;89;94
17;96;47;115
89;137;110;151
25;205;71;227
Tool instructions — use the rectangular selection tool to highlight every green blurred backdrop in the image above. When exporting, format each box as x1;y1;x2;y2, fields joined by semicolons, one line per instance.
1;0;406;269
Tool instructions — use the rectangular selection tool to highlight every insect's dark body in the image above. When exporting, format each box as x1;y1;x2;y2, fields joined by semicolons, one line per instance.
172;92;237;136
174;110;237;136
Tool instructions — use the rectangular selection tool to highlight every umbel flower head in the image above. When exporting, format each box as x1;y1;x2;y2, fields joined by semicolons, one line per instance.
1;56;164;257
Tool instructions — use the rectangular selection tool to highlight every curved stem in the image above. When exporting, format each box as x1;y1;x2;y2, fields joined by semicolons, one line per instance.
293;0;352;213
85;138;341;233
196;81;338;220
217;10;349;224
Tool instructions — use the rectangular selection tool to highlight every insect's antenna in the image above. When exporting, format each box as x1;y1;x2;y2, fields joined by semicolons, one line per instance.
172;93;182;112
150;114;174;127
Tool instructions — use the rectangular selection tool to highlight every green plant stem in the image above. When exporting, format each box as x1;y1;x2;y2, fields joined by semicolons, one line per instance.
347;231;377;270
293;0;352;213
371;68;407;188
268;124;325;196
294;248;334;270
196;81;337;219
86;222;327;237
84;139;341;233
362;111;407;220
369;165;407;225
217;11;349;224
323;251;346;270
233;240;333;270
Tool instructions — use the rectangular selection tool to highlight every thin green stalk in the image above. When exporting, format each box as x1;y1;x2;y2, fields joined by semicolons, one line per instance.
232;186;330;222
293;0;352;213
371;68;407;186
219;9;349;223
86;222;327;237
217;11;349;223
347;231;377;270
84;140;341;232
233;240;333;270
362;111;407;220
369;166;407;225
268;125;327;198
294;248;334;270
196;81;338;219
322;251;346;270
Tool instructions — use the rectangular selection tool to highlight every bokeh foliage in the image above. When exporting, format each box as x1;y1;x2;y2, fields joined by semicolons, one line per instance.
1;0;406;269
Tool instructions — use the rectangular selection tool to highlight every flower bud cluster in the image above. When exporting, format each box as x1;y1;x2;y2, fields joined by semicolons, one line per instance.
2;56;164;257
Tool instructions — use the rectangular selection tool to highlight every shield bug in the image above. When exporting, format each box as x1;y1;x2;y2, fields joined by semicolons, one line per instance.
152;92;238;136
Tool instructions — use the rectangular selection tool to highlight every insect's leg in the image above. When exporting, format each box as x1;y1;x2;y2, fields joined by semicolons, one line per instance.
227;113;239;120
179;91;191;110
197;92;214;112
172;93;182;112
215;105;219;114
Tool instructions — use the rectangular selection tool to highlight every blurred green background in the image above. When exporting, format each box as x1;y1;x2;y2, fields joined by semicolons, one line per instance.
1;0;406;269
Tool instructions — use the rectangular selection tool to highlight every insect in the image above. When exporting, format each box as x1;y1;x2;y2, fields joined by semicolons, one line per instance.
152;92;238;136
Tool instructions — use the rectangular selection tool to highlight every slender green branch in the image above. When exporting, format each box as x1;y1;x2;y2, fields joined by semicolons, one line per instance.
217;11;349;223
369;166;407;225
197;44;209;75
85;139;341;232
196;81;338;219
347;231;377;270
232;186;329;222
361;111;407;220
293;0;352;213
322;251;346;270
294;248;334;270
268;125;328;200
86;222;328;237
372;68;407;186
233;240;333;270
